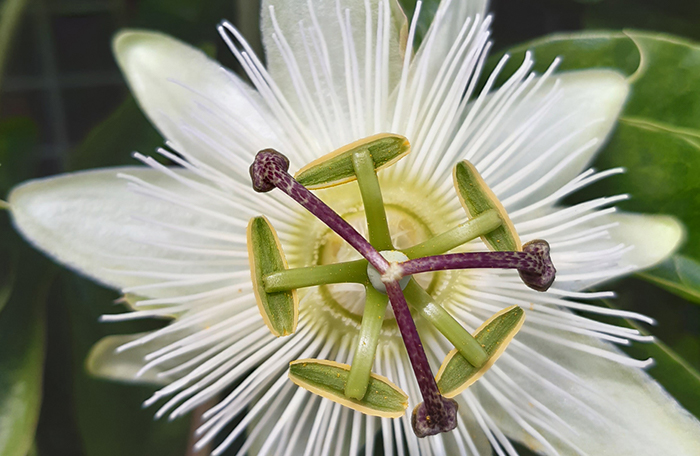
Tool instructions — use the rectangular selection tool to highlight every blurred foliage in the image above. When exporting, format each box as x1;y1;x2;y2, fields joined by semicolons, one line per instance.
600;277;700;416
42;272;189;456
67;96;162;171
0;227;50;456
0;112;44;455
1;0;700;455
638;255;700;304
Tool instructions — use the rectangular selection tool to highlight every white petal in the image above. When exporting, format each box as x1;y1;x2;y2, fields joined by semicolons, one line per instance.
610;212;684;271
87;333;169;385
260;0;406;142
485;330;700;456
114;30;283;176
9;168;251;298
413;0;487;73
482;70;629;207
546;211;684;291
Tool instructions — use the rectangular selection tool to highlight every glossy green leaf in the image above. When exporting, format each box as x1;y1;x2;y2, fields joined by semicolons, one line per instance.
638;254;700;304
248;216;298;337
453;160;520;252
485;31;641;86
493;31;700;299
586;33;700;255
583;1;700;42
0;244;50;456
436;306;525;398
295;134;410;189
396;0;440;47
289;359;408;418
600;279;700;418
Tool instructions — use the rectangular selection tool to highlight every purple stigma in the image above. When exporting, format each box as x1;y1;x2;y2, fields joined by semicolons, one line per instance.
518;239;556;292
412;398;459;437
250;149;290;193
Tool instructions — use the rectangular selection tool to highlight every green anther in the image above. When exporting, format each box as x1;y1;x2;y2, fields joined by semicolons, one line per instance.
247;216;298;337
403;280;489;367
402;209;503;259
345;286;390;400
453;161;522;252
295;133;410;189
289;358;408;418
436;306;525;398
263;259;367;293
352;149;393;250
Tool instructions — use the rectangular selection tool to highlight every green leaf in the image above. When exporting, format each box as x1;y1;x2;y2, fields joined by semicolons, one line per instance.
0;243;51;456
396;0;440;47
485;31;641;86
492;31;700;298
583;0;700;43
588;34;700;265
638;254;700;304
599;278;700;418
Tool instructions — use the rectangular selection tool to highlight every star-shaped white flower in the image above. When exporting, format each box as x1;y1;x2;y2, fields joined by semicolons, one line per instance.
8;0;700;454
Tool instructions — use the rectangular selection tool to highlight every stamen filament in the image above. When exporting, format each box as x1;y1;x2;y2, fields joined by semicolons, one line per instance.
400;240;556;292
402;209;502;258
403;280;488;367
384;281;458;437
352;149;393;250
263;260;367;292
345;286;390;399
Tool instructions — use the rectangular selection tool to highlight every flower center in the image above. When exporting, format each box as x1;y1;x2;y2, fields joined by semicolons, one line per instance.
296;182;458;325
247;137;555;437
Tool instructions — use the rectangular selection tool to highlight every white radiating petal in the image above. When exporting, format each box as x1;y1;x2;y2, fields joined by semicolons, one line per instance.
548;211;684;291
609;212;685;271
114;30;285;177
478;70;628;205
87;333;171;385
260;0;406;144
9;168;259;298
412;0;487;80
486;330;700;456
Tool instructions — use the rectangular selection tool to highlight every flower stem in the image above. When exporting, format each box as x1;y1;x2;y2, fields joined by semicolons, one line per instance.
402;209;502;258
250;149;389;273
400;239;556;292
352;150;394;250
384;280;458;436
263;260;367;292
403;280;488;367
345;286;390;399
